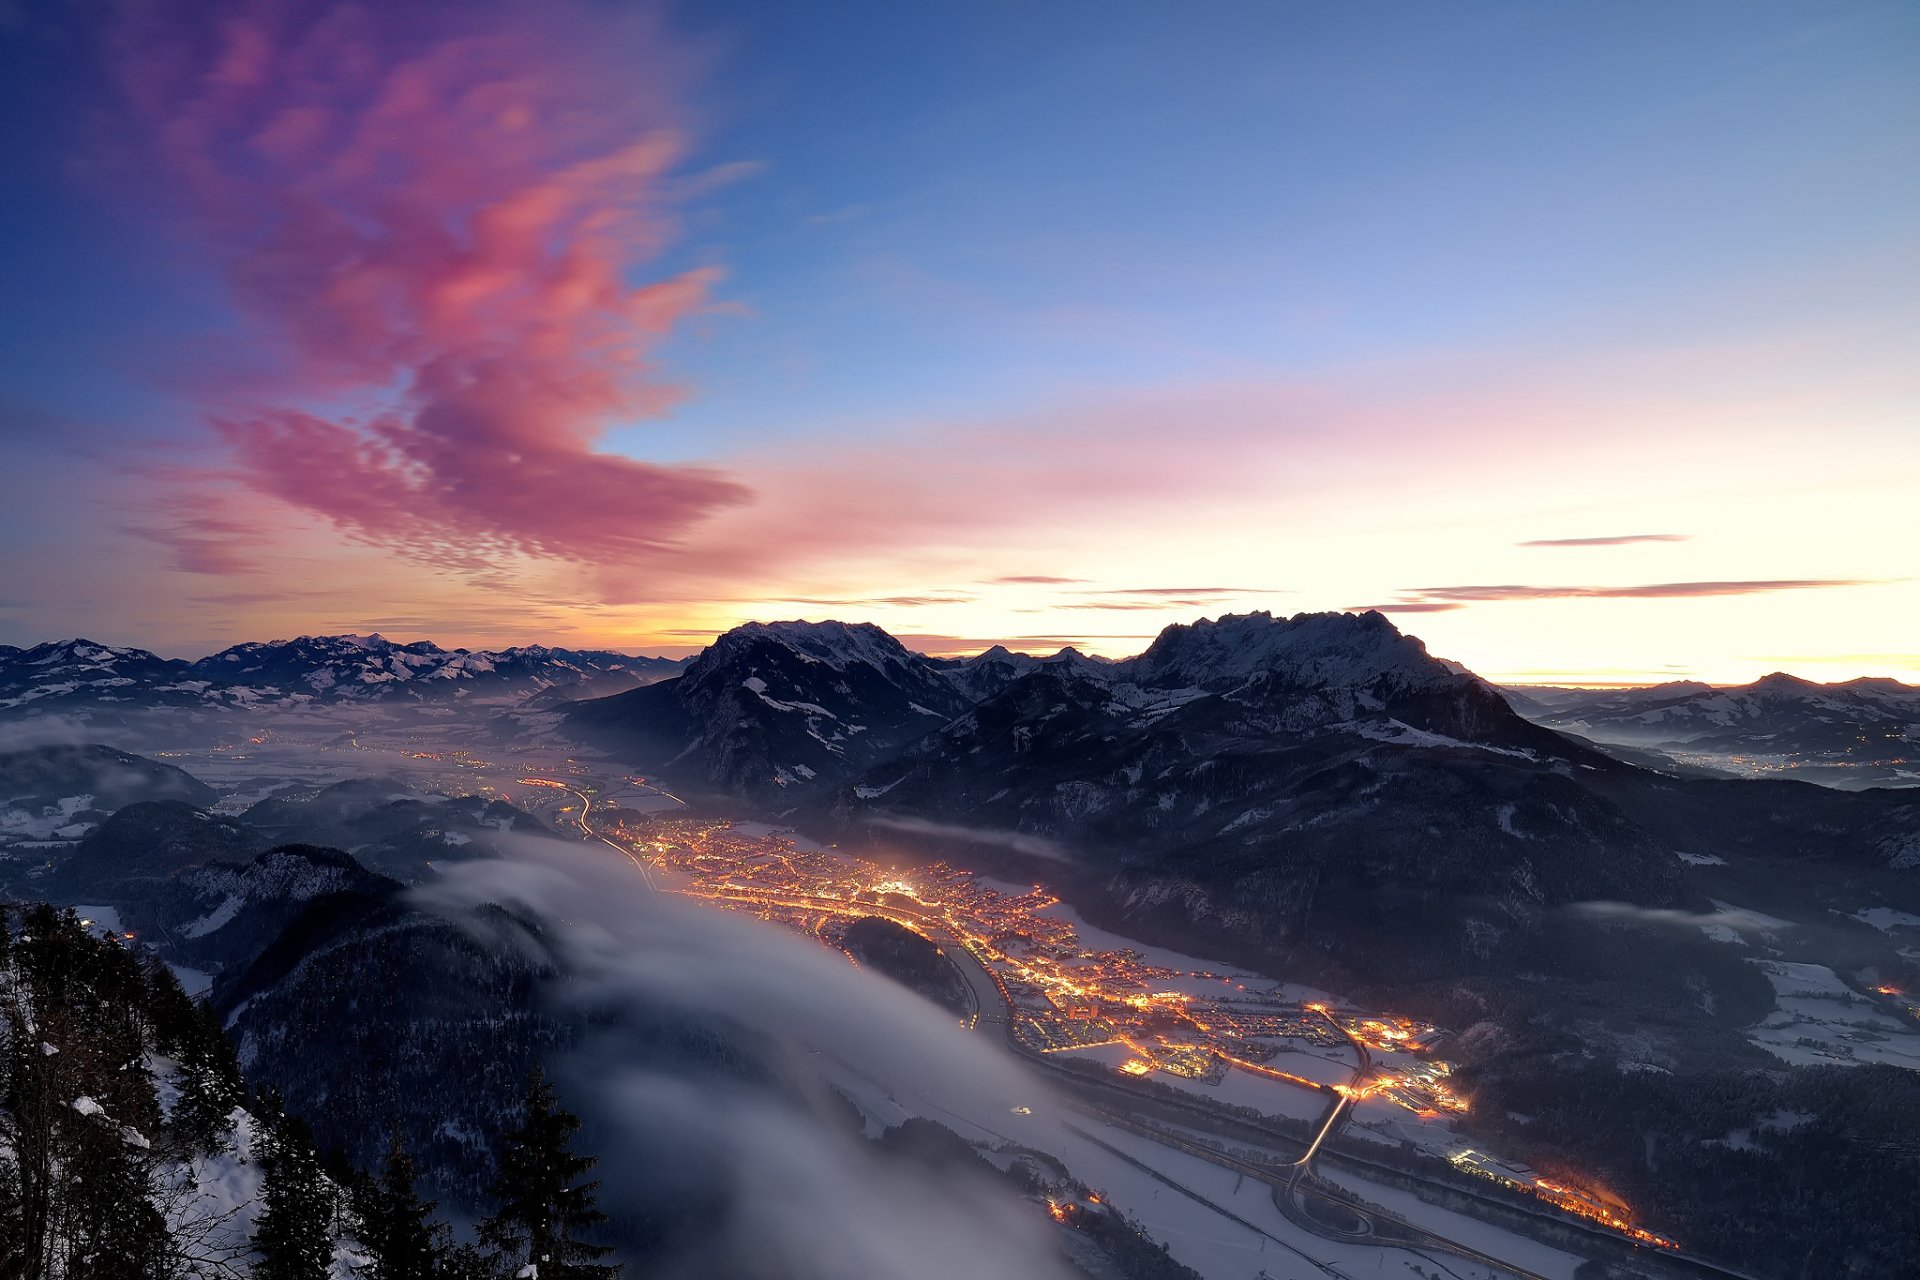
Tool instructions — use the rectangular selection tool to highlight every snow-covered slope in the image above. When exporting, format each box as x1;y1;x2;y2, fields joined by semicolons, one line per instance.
0;744;217;848
0;639;194;711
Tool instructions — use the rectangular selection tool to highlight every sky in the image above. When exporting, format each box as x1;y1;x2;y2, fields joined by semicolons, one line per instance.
0;0;1915;685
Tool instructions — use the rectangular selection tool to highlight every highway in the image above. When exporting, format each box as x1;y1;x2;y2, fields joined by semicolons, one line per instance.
532;774;666;892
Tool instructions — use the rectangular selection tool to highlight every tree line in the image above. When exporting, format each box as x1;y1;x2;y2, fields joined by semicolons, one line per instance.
0;901;618;1280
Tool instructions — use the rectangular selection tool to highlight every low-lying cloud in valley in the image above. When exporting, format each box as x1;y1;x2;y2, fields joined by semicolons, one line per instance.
416;839;1073;1280
865;814;1073;862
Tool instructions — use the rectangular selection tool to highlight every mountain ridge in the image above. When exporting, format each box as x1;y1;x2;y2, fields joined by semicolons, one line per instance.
0;632;689;716
1507;671;1920;789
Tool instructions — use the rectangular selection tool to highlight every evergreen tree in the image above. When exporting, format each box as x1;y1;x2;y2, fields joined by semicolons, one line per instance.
0;901;25;1279
59;1101;170;1280
436;1239;500;1280
254;1111;336;1280
479;1070;618;1279
362;1132;442;1280
3;898;175;1280
145;957;242;1153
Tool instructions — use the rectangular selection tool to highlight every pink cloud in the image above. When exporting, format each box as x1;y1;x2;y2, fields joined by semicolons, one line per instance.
990;575;1087;585
1393;579;1879;604
104;0;747;575
1518;533;1691;547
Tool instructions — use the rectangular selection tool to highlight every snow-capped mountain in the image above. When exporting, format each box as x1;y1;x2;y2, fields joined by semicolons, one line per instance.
0;638;195;710
561;610;1541;804
0;633;686;718
1511;672;1920;788
553;610;1920;986
187;634;683;703
815;611;1681;974
564;620;988;799
934;643;1113;701
1126;608;1457;694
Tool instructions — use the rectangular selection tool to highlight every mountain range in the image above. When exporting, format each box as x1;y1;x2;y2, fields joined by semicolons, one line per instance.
8;611;1918;1036
1505;673;1920;789
559;611;1920;1014
0;634;685;718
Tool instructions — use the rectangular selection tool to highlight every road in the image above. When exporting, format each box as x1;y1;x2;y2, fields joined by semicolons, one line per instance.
544;776;664;892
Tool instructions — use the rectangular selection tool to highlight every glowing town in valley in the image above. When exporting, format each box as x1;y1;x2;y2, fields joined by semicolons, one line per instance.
590;807;1675;1249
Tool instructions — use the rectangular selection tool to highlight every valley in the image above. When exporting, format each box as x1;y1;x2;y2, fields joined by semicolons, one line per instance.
3;613;1918;1278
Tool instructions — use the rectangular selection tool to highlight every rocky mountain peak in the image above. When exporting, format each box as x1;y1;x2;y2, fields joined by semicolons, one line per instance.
699;619;919;674
1128;609;1453;692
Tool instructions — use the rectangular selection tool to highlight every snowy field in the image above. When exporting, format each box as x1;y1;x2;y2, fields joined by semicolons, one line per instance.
826;1047;1576;1280
1747;960;1920;1070
1851;907;1920;934
1163;1067;1333;1124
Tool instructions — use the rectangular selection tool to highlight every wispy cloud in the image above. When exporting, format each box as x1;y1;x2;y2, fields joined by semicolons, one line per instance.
1060;601;1193;611
1569;900;1791;932
120;475;282;577
1518;533;1691;547
989;575;1086;585
1078;585;1268;597
767;594;976;609
1344;601;1465;614
1379;579;1880;607
802;202;872;227
866;814;1070;861
104;0;747;579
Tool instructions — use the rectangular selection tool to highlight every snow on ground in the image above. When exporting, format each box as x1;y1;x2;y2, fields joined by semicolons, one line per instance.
1346;1097;1466;1157
169;964;215;999
727;820;839;852
1241;1047;1356;1088
1747;960;1920;1070
1162;1067;1331;1124
1351;719;1537;761
1851;907;1920;934
1314;1164;1590;1280
1053;1115;1569;1280
73;904;123;936
614;791;686;813
0;792;96;840
183;895;243;939
818;1027;1562;1280
158;1107;266;1279
1049;1042;1142;1072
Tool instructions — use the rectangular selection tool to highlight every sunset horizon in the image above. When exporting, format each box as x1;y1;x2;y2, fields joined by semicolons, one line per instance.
2;1;1915;689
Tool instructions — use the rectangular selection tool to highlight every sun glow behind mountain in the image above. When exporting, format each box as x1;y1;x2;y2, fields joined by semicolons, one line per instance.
0;0;1915;687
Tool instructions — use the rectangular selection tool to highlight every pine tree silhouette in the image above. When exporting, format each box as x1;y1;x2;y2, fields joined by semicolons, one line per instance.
362;1131;443;1280
253;1106;335;1280
479;1069;619;1279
